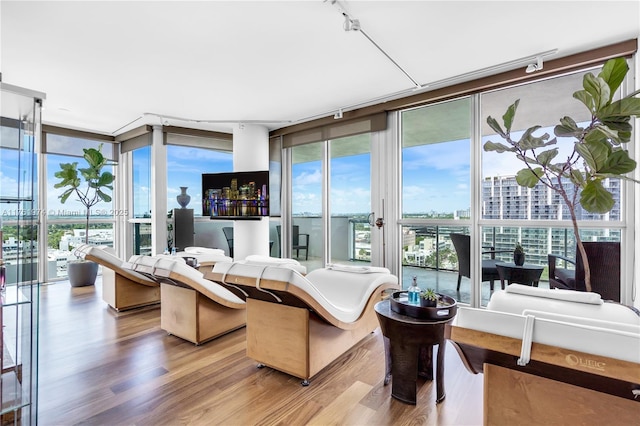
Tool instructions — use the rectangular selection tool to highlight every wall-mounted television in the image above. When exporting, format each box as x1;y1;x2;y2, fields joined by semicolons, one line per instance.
202;170;269;219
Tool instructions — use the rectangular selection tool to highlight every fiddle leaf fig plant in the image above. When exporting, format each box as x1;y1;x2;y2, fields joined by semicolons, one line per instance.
54;143;115;245
484;57;640;292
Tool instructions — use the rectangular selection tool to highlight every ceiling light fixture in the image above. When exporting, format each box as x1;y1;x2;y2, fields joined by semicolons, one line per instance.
525;56;544;73
334;108;343;119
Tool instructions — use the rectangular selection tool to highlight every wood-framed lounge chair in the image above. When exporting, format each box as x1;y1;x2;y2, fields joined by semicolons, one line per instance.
125;255;245;345
76;244;161;312
207;261;399;385
446;284;640;424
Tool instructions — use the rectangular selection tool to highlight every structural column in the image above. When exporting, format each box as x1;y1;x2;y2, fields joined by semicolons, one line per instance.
232;123;270;260
150;125;168;255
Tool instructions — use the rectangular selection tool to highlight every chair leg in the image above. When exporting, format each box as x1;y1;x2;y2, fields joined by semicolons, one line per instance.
490;280;494;291
456;275;462;291
305;248;308;261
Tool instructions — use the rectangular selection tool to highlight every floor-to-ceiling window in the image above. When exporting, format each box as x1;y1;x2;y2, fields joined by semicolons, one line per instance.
330;134;372;266
291;141;323;268
399;98;473;303
166;142;233;252
288;133;375;271
479;64;626;306
44;134;116;281
131;144;151;255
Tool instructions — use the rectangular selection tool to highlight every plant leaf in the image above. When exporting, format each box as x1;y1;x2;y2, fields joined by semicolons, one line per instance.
486;116;507;138
572;90;595;112
519;126;549;150
583;73;610;110
598;97;640;119
515;167;542;188
536;148;558;166
599;57;628;100
502;100;519;133
580;180;615;214
554;116;581;138
599;149;637;174
483;141;514;153
575;140;610;171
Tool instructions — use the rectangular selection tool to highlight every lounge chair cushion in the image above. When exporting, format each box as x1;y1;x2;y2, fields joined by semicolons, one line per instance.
145;256;244;305
243;255;307;274
212;262;398;324
454;307;640;363
184;247;226;255
325;263;391;274
487;284;639;324
80;244;156;285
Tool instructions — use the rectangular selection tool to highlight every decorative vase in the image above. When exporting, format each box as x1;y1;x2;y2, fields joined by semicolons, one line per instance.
514;252;525;266
177;186;191;208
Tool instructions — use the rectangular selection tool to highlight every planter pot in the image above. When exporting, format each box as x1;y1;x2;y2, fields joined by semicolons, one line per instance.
68;260;98;287
420;298;437;307
514;252;525;266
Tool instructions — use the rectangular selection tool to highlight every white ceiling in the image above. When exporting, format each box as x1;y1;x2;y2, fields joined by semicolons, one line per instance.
2;0;639;136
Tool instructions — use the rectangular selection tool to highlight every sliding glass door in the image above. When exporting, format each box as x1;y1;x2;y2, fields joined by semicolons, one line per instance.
289;134;374;271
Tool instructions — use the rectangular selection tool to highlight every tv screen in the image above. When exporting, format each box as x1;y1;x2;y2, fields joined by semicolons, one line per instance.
202;170;269;218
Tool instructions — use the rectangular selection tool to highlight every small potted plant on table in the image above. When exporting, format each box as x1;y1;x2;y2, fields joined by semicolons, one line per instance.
420;288;439;307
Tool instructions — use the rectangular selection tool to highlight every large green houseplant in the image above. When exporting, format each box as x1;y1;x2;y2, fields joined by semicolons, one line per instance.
54;143;115;286
484;57;640;292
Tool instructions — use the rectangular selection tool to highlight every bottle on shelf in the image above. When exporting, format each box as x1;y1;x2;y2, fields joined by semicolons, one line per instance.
163;247;170;255
408;276;421;305
171;246;176;256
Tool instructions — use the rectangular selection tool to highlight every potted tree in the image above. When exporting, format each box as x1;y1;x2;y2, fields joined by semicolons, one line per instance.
484;57;640;292
54;144;115;287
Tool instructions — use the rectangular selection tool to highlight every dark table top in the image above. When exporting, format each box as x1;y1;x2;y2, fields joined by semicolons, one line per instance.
496;262;544;271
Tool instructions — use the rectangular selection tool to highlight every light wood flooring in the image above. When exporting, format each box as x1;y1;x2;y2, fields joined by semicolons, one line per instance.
37;278;484;425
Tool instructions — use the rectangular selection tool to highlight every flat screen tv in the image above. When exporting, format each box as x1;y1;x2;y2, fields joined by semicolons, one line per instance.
202;170;269;219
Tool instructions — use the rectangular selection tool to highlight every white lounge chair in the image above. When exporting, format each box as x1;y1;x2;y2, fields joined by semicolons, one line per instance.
447;284;640;424
124;254;245;345
76;244;160;311
208;261;399;385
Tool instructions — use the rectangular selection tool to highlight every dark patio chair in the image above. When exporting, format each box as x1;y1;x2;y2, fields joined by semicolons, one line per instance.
450;233;510;291
222;227;234;258
277;225;310;260
548;241;620;302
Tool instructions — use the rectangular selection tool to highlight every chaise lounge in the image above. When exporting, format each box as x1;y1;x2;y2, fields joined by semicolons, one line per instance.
76;244;161;312
125;254;245;345
207;261;399;385
447;284;640;424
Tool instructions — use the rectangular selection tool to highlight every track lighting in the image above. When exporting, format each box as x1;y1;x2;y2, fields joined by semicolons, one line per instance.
526;57;544;73
343;14;360;31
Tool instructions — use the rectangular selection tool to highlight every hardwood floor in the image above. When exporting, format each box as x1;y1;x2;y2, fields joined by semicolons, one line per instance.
37;278;483;425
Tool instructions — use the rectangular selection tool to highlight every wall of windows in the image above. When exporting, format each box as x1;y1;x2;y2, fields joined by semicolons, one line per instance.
393;62;633;306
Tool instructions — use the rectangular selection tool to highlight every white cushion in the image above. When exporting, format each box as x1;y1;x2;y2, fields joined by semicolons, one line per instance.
326;263;391;274
243;255;307;274
454;307;640;363
212;262;398;324
487;286;639;324
153;258;244;304
184;247;226;256
505;283;603;304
